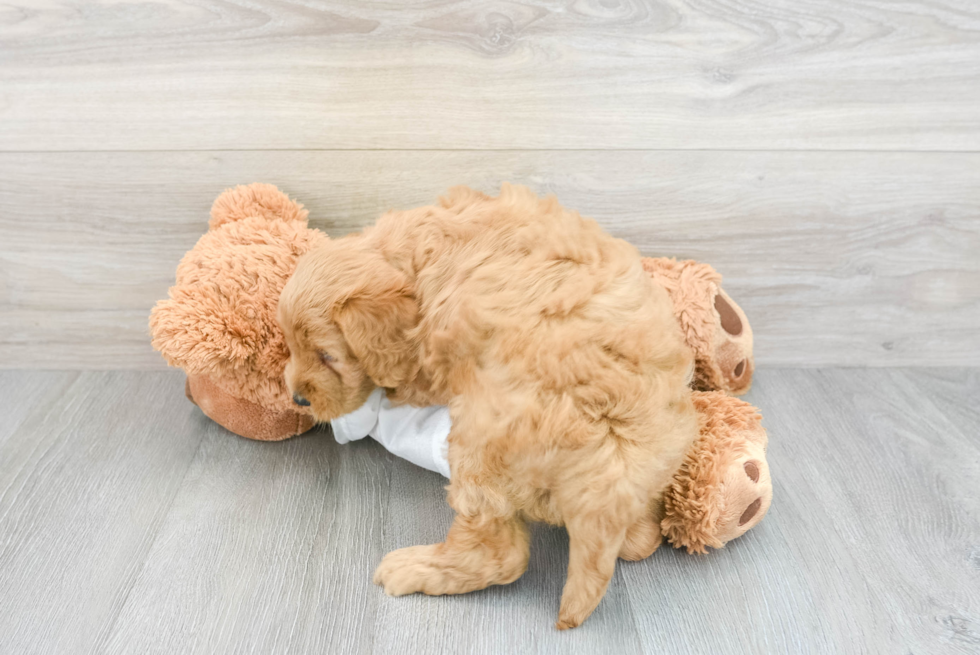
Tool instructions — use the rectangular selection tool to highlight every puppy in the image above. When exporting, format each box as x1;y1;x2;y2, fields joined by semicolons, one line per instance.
278;185;697;628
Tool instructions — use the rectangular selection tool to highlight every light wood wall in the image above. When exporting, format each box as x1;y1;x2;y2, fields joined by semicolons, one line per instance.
1;0;978;368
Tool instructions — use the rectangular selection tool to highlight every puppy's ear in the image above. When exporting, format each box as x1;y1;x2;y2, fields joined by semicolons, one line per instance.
334;263;418;389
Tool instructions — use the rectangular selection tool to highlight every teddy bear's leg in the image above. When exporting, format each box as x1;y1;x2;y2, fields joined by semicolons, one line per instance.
641;257;756;395
711;442;772;544
661;391;771;553
699;288;755;395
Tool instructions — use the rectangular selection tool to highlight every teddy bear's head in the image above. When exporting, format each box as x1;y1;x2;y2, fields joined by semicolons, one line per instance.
150;184;329;439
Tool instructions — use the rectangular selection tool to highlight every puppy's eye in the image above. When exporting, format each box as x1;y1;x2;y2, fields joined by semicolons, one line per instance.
319;352;336;366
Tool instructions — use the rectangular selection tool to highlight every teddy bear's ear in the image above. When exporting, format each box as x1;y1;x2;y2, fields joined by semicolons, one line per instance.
209;183;309;231
149;285;263;376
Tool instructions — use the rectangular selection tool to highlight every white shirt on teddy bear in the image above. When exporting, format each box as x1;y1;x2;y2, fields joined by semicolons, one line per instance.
330;388;451;478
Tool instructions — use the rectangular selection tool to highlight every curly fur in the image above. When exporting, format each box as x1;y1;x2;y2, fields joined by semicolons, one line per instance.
278;184;699;628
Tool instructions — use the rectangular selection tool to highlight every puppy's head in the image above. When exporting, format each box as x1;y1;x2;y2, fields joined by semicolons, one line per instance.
277;239;419;421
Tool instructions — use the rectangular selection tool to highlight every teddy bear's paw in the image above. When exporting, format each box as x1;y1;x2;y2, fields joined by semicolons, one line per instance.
714;449;772;545
737;459;764;526
714;292;743;337
703;289;754;395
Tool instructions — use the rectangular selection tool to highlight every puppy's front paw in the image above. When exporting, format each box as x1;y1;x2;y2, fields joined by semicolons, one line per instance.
372;545;442;596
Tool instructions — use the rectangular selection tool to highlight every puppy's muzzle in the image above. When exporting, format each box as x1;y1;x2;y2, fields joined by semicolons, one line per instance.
293;393;311;407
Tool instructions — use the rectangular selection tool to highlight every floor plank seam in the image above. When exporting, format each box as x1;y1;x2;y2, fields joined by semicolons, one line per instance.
89;427;209;655
617;562;652;655
0;375;87;528
368;461;395;655
282;458;336;652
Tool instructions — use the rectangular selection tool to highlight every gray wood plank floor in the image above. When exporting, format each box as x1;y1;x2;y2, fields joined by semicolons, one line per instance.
1;369;977;654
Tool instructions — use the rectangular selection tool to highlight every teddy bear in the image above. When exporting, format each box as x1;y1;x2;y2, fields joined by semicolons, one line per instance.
149;184;325;441
150;183;771;553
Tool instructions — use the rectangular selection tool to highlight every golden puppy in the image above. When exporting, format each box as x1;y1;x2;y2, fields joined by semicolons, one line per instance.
278;185;697;628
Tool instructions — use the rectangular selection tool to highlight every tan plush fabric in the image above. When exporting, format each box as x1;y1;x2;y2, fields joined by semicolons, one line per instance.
150;183;325;425
208;182;310;230
185;373;315;441
642;258;754;395
661;391;771;553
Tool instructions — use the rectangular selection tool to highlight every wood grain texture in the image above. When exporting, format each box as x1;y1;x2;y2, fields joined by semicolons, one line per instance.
1;150;977;368
0;369;978;653
723;368;980;654
0;371;204;655
100;425;392;654
1;0;979;151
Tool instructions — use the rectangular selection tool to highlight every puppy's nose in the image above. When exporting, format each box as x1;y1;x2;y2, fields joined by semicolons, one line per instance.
293;393;311;407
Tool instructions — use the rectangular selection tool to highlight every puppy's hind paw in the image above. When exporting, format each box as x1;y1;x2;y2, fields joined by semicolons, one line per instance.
372;544;443;597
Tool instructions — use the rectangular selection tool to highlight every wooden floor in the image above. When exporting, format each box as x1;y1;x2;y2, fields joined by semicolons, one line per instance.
1;368;977;654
